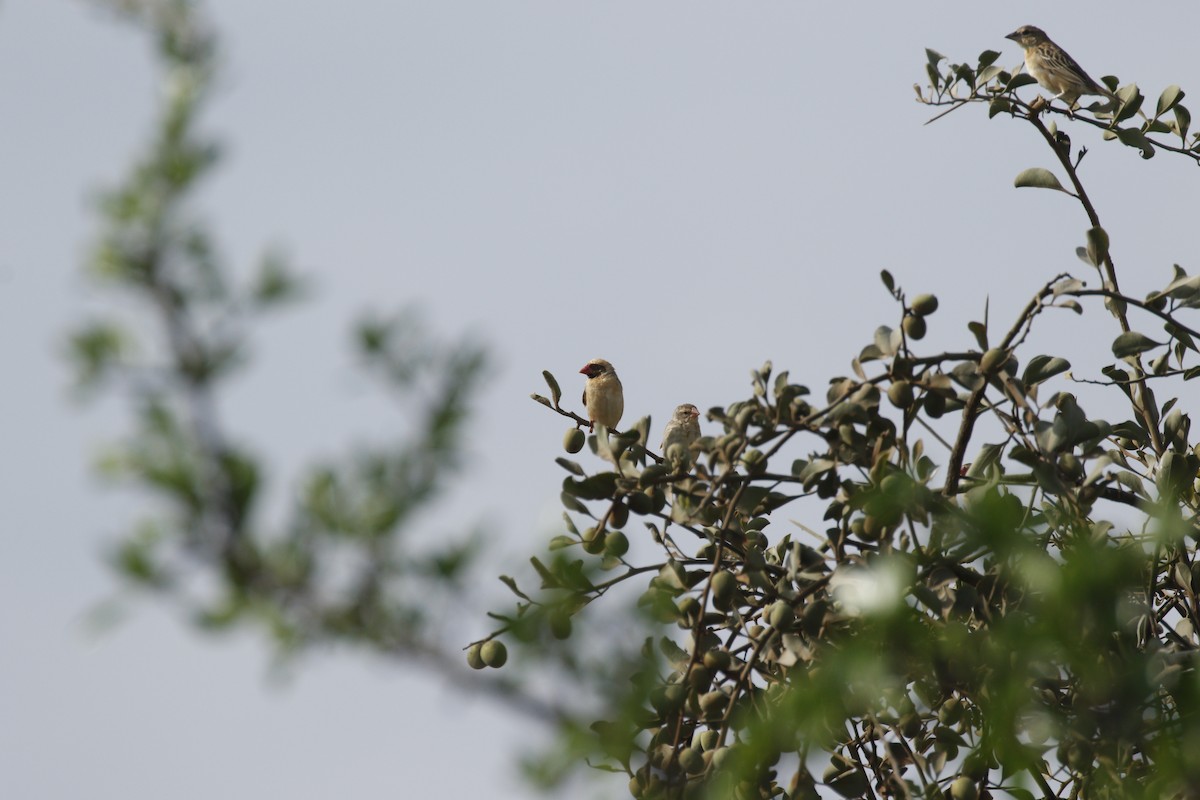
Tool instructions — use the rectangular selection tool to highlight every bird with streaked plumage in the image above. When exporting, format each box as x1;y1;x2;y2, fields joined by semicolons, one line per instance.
1005;25;1117;112
661;404;701;465
579;359;623;432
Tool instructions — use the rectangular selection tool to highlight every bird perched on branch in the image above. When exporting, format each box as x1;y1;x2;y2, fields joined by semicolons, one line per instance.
1005;25;1117;111
580;359;623;432
661;404;701;464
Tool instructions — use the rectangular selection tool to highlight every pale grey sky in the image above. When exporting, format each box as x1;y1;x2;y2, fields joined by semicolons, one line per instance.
3;2;1198;798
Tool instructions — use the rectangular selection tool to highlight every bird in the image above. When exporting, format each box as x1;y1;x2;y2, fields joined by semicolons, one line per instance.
579;359;624;432
661;404;701;465
1005;25;1117;111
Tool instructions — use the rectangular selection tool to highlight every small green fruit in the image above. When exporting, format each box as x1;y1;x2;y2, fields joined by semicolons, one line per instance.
548;610;572;640
466;643;486;670
861;515;887;541
703;649;731;671
677;595;701;622
711;571;737;609
949;776;978;800
887;380;915;409
609;501;629;530
768;600;794;629
563;427;586;453
480;640;508;668
627;491;653;515
980;348;1007;374
911;294;939;316
604;530;629;558
687;665;713;690
679;746;704;774
938;697;962;725
902;314;927;340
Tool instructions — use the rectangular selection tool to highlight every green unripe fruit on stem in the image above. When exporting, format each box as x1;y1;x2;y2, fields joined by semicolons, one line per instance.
563;427;586;453
768;600;794;629
910;294;939;316
861;515;888;541
949;777;978;800
703;649;731;671
548;610;572;640
466;643;486;670
480;640;508;668
604;530;629;558
679;746;705;774
938;697;962;725
902;314;927;340
980;348;1007;374
711;571;737;609
887;380;915;409
609;501;629;530
627;491;653;515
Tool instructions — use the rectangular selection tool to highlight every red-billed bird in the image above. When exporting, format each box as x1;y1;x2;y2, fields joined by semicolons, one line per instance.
579;359;624;432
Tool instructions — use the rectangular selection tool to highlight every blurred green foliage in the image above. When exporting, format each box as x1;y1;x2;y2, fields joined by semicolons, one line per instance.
74;0;490;677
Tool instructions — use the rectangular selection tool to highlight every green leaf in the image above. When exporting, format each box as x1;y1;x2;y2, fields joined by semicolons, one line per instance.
1116;469;1148;498
977;65;1003;85
1112;331;1163;357
499;575;531;600
967;443;1005;479
1085;226;1109;267
1174;104;1191;143
1156;85;1184;118
977;49;1001;71
925;48;945;69
1014;168;1067;193
1162;270;1200;300
1163;407;1190;451
530;556;561;589
968;321;988;351
1006;73;1039;91
555;457;586;477
542;370;562;407
1114;126;1155;159
880;269;895;293
874;325;898;356
1022;355;1071;387
1114;84;1144;122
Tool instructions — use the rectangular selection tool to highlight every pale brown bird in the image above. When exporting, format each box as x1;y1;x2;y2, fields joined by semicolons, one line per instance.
580;359;624;432
661;404;701;464
1005;25;1117;110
